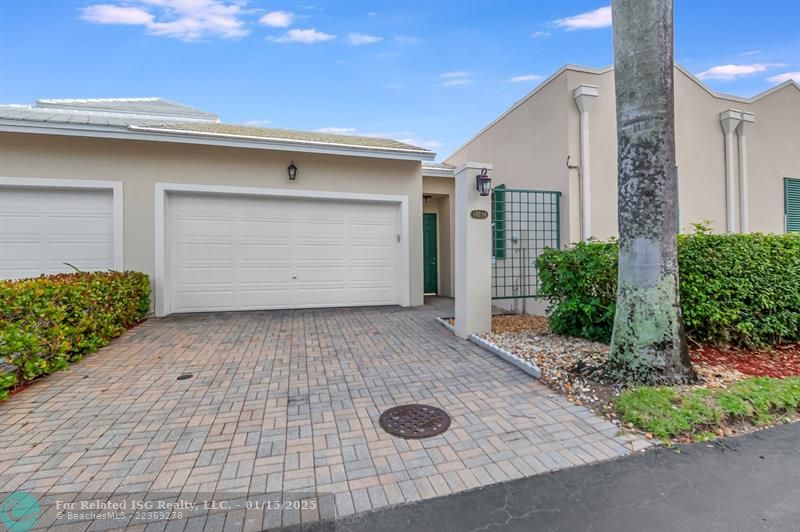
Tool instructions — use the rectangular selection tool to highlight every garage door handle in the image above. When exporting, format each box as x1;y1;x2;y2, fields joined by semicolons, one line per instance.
292;276;297;279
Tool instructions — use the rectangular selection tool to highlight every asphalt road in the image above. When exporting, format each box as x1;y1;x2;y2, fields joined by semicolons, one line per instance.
285;421;800;532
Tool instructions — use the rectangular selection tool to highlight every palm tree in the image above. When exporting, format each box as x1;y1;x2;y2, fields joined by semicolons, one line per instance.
609;0;696;383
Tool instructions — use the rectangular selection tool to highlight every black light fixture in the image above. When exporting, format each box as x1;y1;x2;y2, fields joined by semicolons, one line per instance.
287;161;298;180
423;195;433;204
476;167;492;196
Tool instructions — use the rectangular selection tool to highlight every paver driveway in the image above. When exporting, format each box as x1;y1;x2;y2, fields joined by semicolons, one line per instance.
0;298;646;531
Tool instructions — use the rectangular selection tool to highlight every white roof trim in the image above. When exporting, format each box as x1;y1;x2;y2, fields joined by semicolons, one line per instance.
675;64;800;104
0;119;435;162
421;165;454;178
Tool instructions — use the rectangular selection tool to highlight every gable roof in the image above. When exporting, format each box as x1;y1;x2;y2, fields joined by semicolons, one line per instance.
0;98;435;161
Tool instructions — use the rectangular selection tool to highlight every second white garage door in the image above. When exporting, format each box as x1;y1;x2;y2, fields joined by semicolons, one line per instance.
166;192;401;313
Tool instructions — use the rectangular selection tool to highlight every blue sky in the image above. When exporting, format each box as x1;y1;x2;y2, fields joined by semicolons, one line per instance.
1;1;798;159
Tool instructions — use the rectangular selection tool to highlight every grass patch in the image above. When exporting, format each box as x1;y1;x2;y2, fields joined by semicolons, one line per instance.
615;377;800;440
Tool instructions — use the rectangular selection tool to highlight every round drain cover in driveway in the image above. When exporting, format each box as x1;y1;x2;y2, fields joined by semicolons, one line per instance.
379;404;451;439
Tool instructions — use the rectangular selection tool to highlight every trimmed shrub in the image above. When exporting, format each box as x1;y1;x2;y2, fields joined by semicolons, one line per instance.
0;271;150;399
537;232;800;347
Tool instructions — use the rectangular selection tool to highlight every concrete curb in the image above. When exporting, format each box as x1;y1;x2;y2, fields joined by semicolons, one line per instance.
435;316;456;333
468;334;542;379
435;316;541;379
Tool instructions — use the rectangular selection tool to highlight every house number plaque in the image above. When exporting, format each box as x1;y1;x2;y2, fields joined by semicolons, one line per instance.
470;209;489;219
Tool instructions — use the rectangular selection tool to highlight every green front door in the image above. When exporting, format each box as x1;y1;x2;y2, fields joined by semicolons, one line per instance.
423;213;438;293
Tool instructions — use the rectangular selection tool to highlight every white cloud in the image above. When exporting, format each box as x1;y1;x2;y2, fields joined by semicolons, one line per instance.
768;71;800;84
554;6;611;30
696;63;785;81
440;78;473;87
531;30;550;38
509;74;542;83
80;0;248;40
269;28;335;43
347;32;382;46
739;50;761;56
259;11;293;28
438;71;472;87
440;71;469;79
81;4;154;25
367;11;378;16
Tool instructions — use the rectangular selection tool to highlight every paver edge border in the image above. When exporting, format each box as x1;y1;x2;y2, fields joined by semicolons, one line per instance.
435;316;542;379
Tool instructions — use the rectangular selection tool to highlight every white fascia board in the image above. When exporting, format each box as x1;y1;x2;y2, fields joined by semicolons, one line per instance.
0;120;435;162
422;167;455;178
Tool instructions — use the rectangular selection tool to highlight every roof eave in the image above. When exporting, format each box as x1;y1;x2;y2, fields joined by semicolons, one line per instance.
421;166;455;178
0;119;435;162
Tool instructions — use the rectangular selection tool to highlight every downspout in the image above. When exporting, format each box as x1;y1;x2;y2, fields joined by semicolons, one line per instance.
573;85;599;241
737;112;755;233
720;110;742;233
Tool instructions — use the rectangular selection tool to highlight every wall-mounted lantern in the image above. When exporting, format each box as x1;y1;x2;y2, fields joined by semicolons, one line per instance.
475;167;492;196
287;161;298;181
423;195;433;204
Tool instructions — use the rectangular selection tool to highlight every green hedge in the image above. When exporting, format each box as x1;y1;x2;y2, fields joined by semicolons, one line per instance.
537;233;800;347
0;271;150;399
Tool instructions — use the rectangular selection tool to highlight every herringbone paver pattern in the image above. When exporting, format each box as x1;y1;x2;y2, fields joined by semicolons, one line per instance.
0;298;646;530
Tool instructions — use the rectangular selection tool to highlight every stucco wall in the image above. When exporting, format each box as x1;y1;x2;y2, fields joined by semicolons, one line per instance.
747;84;800;233
565;67;800;237
0;132;425;308
445;72;572;245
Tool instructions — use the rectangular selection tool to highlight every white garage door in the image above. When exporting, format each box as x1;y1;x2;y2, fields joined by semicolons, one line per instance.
0;187;115;280
166;192;401;313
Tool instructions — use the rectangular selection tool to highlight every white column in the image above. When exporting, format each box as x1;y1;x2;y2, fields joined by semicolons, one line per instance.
737;112;755;233
454;162;493;339
573;84;599;241
720;109;742;233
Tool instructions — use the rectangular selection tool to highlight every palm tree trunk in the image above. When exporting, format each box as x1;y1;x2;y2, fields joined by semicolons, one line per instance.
609;0;695;383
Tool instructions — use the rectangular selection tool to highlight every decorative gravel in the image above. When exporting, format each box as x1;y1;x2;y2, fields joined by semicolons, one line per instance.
480;330;615;407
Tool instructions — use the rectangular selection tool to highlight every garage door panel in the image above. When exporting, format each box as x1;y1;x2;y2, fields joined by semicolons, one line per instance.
239;244;293;260
176;290;237;311
178;243;235;261
166;192;400;313
178;267;236;284
238;267;292;283
239;290;294;309
0;187;115;280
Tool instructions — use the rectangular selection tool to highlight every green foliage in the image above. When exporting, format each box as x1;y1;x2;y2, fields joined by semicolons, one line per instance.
536;232;800;347
616;376;800;439
0;271;150;398
537;241;618;342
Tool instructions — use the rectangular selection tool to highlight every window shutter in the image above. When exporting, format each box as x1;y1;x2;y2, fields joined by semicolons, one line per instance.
785;178;800;233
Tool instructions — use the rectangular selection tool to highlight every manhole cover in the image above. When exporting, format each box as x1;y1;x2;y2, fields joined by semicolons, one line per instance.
176;374;193;381
379;404;451;439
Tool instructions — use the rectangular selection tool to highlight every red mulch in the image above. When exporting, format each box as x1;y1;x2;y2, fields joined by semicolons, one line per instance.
691;344;800;378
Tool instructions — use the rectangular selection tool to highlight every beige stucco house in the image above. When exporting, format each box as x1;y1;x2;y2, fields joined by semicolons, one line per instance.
446;64;800;244
1;65;797;315
0;98;462;314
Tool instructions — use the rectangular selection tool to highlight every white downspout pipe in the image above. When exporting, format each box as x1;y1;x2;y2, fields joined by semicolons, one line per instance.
737;112;755;233
720;109;742;233
574;84;599;241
